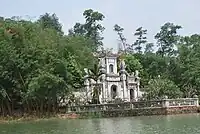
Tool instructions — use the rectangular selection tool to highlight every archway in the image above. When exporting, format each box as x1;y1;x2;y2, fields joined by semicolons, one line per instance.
130;89;135;100
111;85;117;99
109;64;114;73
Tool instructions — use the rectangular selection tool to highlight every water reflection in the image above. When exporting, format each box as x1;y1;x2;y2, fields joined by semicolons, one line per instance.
89;117;144;134
1;114;200;134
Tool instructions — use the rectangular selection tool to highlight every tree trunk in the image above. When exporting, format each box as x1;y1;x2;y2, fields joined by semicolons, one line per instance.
1;100;4;116
26;100;31;114
5;99;12;115
39;101;44;116
47;98;51;116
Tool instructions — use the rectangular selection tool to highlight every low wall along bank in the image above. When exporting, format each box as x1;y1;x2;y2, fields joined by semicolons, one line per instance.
63;98;199;118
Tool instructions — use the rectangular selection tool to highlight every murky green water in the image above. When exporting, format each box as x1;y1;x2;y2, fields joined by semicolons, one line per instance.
0;114;200;134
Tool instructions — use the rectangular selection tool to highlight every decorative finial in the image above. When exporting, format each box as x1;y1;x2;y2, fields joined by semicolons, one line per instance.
131;72;135;76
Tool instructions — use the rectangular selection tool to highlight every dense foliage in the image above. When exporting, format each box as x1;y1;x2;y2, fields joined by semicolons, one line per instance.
114;23;200;100
0;12;97;116
0;9;200;116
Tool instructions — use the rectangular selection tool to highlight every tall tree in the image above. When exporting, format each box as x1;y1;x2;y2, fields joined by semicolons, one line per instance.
155;22;182;57
68;23;85;36
114;24;127;53
38;13;63;35
70;9;105;51
144;43;154;53
132;27;147;53
113;24;133;54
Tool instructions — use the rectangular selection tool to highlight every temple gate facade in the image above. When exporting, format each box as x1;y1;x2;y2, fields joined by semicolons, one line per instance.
84;53;143;104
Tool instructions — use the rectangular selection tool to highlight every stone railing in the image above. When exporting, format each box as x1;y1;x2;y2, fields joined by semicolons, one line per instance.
65;98;199;113
166;98;199;107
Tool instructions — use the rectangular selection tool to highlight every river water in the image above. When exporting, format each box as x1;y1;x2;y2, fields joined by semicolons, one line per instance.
0;114;200;134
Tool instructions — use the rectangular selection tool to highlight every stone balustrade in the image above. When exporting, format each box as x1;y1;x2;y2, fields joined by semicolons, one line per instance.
64;98;199;113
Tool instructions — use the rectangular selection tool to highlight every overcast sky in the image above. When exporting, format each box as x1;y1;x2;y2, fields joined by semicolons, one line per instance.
1;0;200;51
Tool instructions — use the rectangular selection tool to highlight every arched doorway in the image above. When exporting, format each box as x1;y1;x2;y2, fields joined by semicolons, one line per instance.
111;85;117;99
130;89;135;100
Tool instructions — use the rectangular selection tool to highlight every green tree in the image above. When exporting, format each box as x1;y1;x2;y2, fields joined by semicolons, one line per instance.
144;43;154;53
144;77;182;100
155;22;182;57
114;24;128;53
63;36;96;69
176;34;200;97
68;23;85;36
38;13;63;35
0;15;87;116
124;54;143;74
70;9;105;51
132;27;147;53
87;63;104;104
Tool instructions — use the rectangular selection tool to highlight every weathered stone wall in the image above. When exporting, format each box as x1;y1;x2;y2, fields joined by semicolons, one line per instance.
166;106;198;115
65;98;199;118
76;106;198;118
